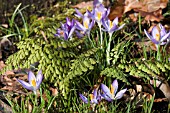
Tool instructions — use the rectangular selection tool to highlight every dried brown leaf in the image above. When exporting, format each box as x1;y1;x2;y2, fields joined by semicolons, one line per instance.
124;0;168;13
71;1;93;9
124;0;168;22
150;79;170;101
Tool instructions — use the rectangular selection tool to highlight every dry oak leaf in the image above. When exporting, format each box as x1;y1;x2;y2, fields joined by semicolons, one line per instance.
108;1;124;21
71;1;93;9
135;8;164;22
150;79;170;102
124;0;168;13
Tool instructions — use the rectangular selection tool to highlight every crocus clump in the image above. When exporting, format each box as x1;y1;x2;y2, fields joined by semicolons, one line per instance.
144;24;170;49
79;89;102;104
55;18;76;40
101;79;127;101
17;70;43;94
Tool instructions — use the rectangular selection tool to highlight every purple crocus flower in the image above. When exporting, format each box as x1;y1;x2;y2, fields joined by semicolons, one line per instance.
88;4;110;24
144;24;170;49
55;18;76;40
79;89;99;104
17;70;43;94
102;17;125;35
75;16;95;35
101;79;127;101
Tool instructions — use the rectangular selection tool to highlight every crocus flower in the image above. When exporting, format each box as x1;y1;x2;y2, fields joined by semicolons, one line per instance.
17;70;43;94
55;18;76;40
102;17;125;35
75;16;95;35
144;24;170;49
101;79;127;101
88;4;110;24
79;89;99;104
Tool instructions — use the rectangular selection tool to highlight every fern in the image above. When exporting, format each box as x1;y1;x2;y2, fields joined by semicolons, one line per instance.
101;40;170;86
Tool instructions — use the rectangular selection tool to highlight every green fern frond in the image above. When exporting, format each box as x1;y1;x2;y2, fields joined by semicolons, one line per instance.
101;67;128;84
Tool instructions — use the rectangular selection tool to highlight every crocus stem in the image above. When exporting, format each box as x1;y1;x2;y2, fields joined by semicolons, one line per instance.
156;45;161;61
106;33;112;66
98;22;103;49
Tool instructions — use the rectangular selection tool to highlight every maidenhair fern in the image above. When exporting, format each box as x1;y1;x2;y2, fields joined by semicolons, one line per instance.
101;40;170;85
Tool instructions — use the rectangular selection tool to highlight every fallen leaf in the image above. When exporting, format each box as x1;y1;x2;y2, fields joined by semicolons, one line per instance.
123;0;168;22
150;79;170;102
124;0;168;13
135;9;164;22
49;87;58;96
108;1;124;20
71;1;93;9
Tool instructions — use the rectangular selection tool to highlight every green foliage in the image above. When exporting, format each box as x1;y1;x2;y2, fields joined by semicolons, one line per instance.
101;40;170;85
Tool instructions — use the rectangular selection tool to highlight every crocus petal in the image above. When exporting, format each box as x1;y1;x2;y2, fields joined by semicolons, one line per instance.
75;9;83;18
96;91;103;101
117;23;125;31
113;17;118;25
93;89;97;99
36;70;43;89
75;21;86;31
110;24;118;32
151;38;159;44
160;32;170;42
18;79;33;91
102;28;108;32
152;26;160;41
91;99;98;104
71;19;75;26
93;0;103;7
105;7;110;18
64;33;68;40
83;16;90;29
54;34;60;37
101;93;112;102
101;83;112;98
115;88;127;100
160;41;167;45
112;79;118;94
66;18;71;26
28;71;36;86
87;10;94;18
159;24;166;37
79;94;88;104
68;26;76;38
144;29;152;40
102;18;109;30
75;30;84;38
89;20;95;29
